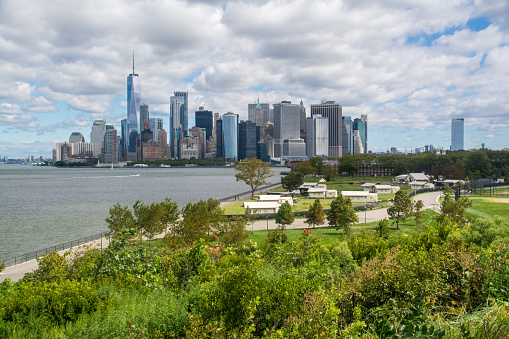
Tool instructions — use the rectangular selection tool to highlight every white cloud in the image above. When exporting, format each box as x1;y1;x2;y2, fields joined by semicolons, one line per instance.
0;82;35;102
0;0;508;157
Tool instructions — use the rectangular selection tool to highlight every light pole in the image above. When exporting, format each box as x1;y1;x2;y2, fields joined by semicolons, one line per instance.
100;229;103;250
266;215;269;230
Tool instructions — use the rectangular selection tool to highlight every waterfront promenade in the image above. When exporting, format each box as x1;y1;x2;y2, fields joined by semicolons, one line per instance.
0;191;442;283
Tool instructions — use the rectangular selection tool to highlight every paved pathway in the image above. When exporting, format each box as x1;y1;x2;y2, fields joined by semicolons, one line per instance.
1;191;442;283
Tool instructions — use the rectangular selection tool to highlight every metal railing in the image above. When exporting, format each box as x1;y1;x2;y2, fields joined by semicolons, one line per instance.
1;232;104;268
219;183;282;202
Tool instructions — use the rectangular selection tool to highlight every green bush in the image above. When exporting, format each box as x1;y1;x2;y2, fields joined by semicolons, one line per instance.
1;280;98;326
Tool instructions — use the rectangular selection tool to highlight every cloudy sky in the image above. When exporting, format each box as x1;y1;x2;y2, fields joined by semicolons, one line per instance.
1;0;508;159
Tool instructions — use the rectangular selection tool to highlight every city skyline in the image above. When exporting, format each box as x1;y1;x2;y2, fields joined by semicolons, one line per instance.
1;0;508;158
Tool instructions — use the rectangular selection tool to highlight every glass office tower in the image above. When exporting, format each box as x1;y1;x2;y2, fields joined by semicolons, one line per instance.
127;59;141;157
451;118;464;151
222;113;239;160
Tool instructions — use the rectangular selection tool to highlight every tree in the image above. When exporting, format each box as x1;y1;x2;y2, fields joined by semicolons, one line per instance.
438;187;472;226
465;151;492;178
375;218;390;238
414;199;425;227
281;172;304;194
294;161;316;177
235;158;274;199
306;199;325;229
133;200;165;241
275;201;294;228
387;190;412;229
160;197;180;231
338;162;357;177
327;193;358;234
105;203;135;237
322;165;337;181
173;198;225;242
309;157;324;176
216;216;248;246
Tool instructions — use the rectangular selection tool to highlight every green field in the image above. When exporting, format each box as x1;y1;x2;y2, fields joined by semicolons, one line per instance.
466;197;509;221
223;175;406;215
243;209;439;245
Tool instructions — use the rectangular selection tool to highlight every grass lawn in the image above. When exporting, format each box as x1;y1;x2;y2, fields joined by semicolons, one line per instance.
223;175;406;215
245;209;440;245
466;197;509;221
223;196;370;215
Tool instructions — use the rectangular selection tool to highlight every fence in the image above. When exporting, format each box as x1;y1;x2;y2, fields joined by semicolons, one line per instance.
470;181;509;197
1;232;104;268
219;183;282;202
407;186;445;198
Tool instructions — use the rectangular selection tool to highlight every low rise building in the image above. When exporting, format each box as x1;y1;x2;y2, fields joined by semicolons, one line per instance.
341;191;378;203
242;201;280;214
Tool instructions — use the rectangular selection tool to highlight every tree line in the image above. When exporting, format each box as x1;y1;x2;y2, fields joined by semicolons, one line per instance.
290;150;509;179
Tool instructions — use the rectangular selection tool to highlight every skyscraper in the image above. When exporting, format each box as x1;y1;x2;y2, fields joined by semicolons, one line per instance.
149;118;163;142
169;92;188;158
69;132;85;143
306;115;328;158
451;118;464;151
127;56;141;160
248;101;270;125
91;118;106;157
353;115;367;154
222;113;239;160
299;100;306;140
195;107;213;140
273;101;302;158
216;118;223;158
103;127;117;163
140;103;149;131
311;101;342;158
238;120;257;160
342;116;352;156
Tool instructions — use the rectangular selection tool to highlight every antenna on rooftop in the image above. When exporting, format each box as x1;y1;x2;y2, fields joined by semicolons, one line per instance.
132;51;135;74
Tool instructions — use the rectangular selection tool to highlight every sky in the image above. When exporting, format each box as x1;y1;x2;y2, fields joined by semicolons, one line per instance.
1;0;508;159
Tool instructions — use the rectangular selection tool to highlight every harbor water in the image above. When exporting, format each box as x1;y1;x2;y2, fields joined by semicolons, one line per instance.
0;165;282;260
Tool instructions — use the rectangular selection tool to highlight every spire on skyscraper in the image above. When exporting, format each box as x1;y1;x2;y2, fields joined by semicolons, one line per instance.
132;52;135;75
255;98;261;109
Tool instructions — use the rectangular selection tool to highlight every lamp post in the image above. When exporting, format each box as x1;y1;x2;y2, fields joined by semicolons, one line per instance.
100;229;103;250
266;215;269;231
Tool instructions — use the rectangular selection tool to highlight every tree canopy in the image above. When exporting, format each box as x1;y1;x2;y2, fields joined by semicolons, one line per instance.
387;190;412;229
234;158;274;199
275;201;294;228
281;172;304;193
327;193;358;234
306;199;325;229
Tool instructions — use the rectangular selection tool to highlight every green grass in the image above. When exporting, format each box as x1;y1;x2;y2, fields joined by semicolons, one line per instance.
245;209;440;245
466;197;509;221
223;175;406;215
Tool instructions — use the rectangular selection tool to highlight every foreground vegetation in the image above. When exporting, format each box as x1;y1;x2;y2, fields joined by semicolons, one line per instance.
1;191;509;338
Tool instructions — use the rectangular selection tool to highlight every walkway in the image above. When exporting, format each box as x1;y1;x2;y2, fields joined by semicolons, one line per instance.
0;191;442;283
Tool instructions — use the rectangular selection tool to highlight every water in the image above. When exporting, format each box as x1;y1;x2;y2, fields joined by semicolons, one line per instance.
0;165;282;260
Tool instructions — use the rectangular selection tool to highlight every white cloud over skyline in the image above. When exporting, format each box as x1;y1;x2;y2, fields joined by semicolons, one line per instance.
0;0;508;158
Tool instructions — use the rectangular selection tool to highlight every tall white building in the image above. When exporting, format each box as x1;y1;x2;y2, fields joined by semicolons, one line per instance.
451;118;464;151
306;115;329;158
310;101;342;158
90;118;107;156
353;130;364;154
